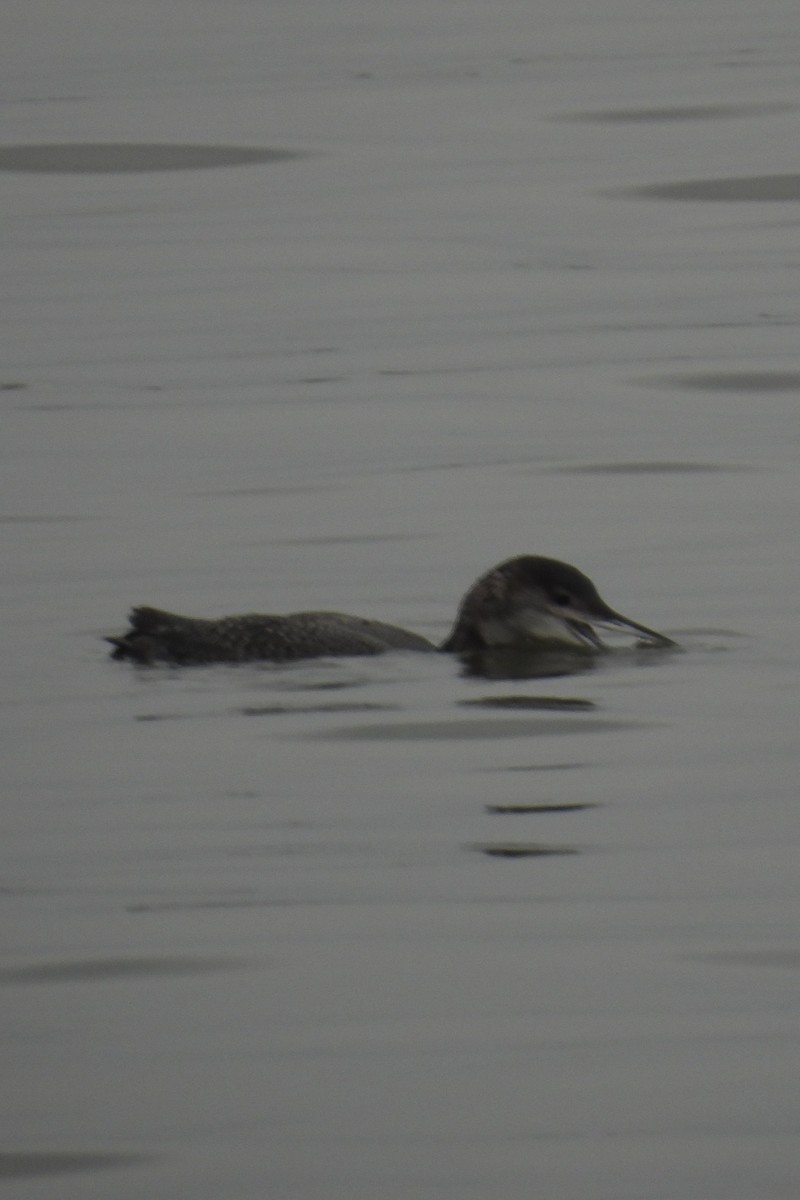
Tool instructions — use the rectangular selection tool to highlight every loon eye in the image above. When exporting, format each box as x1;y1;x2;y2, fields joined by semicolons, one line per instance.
553;591;572;607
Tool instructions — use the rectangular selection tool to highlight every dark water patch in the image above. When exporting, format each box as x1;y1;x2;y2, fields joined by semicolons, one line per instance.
135;712;195;722
472;842;579;858
0;1151;148;1180
378;364;498;377
273;677;366;692
238;702;398;716
20;398;161;413
549;460;753;475
0;381;27;390
493;762;591;772
309;716;647;741
577;316;795;333
612;173;800;201
397;455;549;475
698;949;800;969
128;897;271;913
486;802;598;814
193;482;341;497
555;101;794;124
0;956;244;985
286;375;347;385
459;695;596;711
459;647;596;681
226;840;368;860
638;370;800;393
0;142;309;174
135;701;399;721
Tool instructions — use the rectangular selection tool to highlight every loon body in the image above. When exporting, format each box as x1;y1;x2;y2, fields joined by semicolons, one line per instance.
108;556;674;666
107;607;436;665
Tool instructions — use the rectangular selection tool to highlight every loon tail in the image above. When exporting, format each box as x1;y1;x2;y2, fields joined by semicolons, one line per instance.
106;607;183;662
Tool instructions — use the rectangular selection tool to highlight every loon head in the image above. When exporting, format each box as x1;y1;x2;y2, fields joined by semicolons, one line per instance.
441;556;675;654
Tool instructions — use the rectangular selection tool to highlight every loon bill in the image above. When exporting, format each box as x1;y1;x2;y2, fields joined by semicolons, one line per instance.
107;555;675;665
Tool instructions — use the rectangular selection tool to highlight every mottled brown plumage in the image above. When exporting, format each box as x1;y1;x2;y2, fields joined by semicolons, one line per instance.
108;607;436;665
108;556;674;666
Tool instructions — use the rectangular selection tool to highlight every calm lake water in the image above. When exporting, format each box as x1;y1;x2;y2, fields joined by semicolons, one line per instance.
4;1;800;1197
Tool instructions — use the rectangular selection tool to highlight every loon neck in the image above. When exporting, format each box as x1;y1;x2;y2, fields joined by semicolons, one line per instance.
441;607;591;654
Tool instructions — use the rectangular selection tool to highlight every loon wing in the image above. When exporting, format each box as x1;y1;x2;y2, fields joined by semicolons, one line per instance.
108;607;435;664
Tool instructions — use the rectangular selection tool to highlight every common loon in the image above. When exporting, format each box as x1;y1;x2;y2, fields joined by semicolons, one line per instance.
108;555;674;666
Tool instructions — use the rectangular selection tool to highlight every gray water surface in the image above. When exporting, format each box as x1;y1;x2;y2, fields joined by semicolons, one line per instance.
4;1;800;1198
